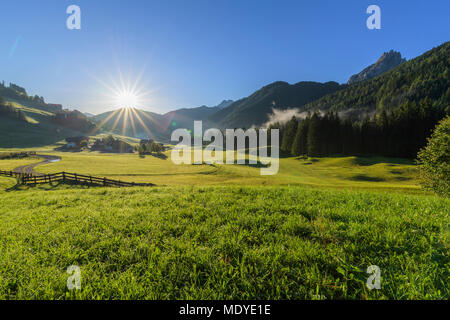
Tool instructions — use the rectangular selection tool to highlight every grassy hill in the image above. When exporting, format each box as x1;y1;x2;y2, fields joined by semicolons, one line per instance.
0;101;91;148
0;82;63;113
0;97;121;148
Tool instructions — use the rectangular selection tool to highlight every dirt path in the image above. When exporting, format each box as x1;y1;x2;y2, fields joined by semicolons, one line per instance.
14;155;61;176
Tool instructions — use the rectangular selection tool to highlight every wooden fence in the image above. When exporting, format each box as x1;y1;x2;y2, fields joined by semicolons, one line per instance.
0;170;153;187
0;170;17;178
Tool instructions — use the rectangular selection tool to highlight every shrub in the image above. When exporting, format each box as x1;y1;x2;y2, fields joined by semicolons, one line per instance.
417;116;450;196
151;141;162;153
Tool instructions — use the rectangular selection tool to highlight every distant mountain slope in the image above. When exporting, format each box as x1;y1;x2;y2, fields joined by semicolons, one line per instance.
91;108;165;140
306;41;450;113
162;105;221;130
209;81;343;128
215;99;234;109
0;92;98;148
91;101;230;141
348;50;406;85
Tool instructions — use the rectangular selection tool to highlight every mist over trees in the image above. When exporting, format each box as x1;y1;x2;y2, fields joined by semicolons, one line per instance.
276;98;447;159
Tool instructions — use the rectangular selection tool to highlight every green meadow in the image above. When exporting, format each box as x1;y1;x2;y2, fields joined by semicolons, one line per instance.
0;157;40;171
0;151;448;299
32;151;421;191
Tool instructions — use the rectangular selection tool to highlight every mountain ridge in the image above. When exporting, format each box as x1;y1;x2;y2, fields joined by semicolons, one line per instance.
305;41;449;114
208;81;343;129
348;50;407;85
91;100;232;141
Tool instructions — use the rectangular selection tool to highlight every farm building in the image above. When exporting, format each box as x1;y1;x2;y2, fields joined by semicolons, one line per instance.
140;139;154;145
65;136;89;149
91;136;134;153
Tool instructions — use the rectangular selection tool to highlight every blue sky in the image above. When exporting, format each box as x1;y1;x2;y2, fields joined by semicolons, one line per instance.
0;0;449;114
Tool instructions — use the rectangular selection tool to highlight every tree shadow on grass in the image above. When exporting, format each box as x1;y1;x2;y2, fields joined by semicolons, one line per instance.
52;146;84;153
291;154;415;166
6;180;95;192
139;153;168;160
350;174;385;182
354;156;415;166
243;161;269;168
151;153;168;160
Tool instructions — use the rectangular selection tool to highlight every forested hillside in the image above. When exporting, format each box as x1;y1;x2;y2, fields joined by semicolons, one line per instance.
271;42;450;159
306;42;450;114
209;81;343;129
277;97;446;159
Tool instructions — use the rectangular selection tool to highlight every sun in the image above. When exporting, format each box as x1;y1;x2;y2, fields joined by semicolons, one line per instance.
115;90;138;108
87;66;161;137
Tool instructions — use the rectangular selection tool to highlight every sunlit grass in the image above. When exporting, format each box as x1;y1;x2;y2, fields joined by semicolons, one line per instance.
0;176;16;190
0;150;445;300
31;151;422;192
6;101;55;117
0;185;447;299
0;157;41;171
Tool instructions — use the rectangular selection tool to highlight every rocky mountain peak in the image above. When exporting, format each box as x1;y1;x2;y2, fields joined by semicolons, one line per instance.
348;50;406;85
215;99;234;109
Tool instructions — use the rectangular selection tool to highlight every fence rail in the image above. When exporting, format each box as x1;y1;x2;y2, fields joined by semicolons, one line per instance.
0;170;17;177
0;170;153;187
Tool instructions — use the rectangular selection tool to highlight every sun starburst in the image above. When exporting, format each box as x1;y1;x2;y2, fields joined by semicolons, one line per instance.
87;66;160;138
115;90;139;108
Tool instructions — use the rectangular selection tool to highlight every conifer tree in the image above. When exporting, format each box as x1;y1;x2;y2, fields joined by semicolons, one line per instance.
307;112;321;156
281;116;298;153
291;117;310;156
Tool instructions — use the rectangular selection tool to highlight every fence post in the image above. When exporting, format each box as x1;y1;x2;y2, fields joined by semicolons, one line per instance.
1;169;146;188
